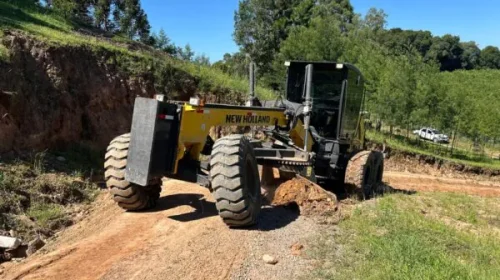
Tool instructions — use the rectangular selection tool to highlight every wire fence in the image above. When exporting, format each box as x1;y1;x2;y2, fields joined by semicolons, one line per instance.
366;121;500;164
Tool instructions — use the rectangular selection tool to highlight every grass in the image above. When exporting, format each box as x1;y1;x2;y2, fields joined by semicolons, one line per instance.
0;148;100;240
0;2;275;100
367;130;500;170
310;193;500;279
27;203;65;229
0;43;8;61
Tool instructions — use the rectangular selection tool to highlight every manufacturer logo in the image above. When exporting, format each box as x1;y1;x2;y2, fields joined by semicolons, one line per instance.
225;114;271;124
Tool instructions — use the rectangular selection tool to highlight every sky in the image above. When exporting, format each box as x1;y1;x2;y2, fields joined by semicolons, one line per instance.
141;0;500;62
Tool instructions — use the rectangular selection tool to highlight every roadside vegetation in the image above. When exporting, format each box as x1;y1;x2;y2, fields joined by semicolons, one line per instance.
0;146;101;241
310;192;500;279
367;131;500;170
0;1;275;100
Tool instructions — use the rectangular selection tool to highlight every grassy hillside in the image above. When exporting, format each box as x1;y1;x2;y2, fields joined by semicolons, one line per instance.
0;147;101;240
310;192;500;279
0;1;275;100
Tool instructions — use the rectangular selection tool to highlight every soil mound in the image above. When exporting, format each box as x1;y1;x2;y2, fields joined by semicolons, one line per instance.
271;177;338;216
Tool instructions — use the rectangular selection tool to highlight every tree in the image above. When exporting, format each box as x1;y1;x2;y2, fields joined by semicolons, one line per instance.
134;8;151;43
51;0;77;19
312;0;354;31
379;29;433;58
479;46;500;69
279;16;345;62
94;0;112;31
194;54;210;66
113;0;151;42
460;41;481;69
363;7;387;32
151;28;177;54
212;52;250;77
234;0;314;74
177;44;194;61
73;0;94;25
425;34;464;71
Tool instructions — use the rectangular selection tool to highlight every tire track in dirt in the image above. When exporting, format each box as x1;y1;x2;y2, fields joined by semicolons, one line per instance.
384;171;500;197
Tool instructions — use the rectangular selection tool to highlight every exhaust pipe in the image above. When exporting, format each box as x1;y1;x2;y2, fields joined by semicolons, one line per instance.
247;62;256;106
303;64;313;151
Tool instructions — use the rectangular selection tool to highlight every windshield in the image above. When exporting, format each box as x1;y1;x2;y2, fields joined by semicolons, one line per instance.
286;63;346;103
312;70;343;101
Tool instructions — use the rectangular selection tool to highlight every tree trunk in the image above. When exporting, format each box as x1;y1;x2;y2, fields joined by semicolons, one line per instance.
406;123;410;140
450;125;459;157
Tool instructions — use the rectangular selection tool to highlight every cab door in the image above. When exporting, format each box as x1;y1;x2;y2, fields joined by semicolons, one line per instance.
419;129;427;139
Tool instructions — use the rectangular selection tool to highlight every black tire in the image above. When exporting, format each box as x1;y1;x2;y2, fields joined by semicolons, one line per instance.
210;134;261;227
373;151;384;184
373;151;385;195
104;133;161;211
344;150;379;199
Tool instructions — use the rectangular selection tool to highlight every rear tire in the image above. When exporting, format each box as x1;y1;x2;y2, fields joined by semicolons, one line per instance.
373;151;384;194
373;152;384;184
345;150;380;199
210;135;261;227
105;133;161;211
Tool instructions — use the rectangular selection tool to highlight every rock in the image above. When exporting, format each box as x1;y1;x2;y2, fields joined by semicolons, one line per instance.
9;230;16;237
0;236;21;250
1;251;12;262
56;156;66;162
26;236;45;256
262;254;278;265
290;243;304;256
6;244;28;259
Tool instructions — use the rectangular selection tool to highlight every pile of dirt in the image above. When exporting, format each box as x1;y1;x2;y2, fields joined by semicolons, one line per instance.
271;177;338;216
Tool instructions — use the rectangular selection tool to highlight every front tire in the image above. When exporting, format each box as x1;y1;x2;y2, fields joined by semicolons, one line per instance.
210;135;261;227
104;133;161;211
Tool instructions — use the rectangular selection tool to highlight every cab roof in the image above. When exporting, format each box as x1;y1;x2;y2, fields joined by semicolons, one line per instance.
285;60;364;81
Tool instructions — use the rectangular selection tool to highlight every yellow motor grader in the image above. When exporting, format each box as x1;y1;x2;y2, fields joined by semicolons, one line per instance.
104;61;383;227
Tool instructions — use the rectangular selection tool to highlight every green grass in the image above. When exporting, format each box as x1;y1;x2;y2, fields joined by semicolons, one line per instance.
0;2;275;100
0;29;8;61
0;151;99;239
27;203;65;229
310;193;500;280
0;42;8;61
367;130;500;170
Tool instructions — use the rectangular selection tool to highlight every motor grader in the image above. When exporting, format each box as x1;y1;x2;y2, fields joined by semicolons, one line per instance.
104;61;384;227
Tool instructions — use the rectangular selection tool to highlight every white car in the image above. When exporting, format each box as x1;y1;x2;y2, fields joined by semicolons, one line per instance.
416;128;449;143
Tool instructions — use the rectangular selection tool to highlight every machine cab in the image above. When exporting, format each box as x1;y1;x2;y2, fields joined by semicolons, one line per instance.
284;61;365;141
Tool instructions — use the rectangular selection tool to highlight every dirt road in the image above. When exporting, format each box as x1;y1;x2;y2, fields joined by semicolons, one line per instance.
3;172;500;280
384;171;500;197
2;179;318;280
